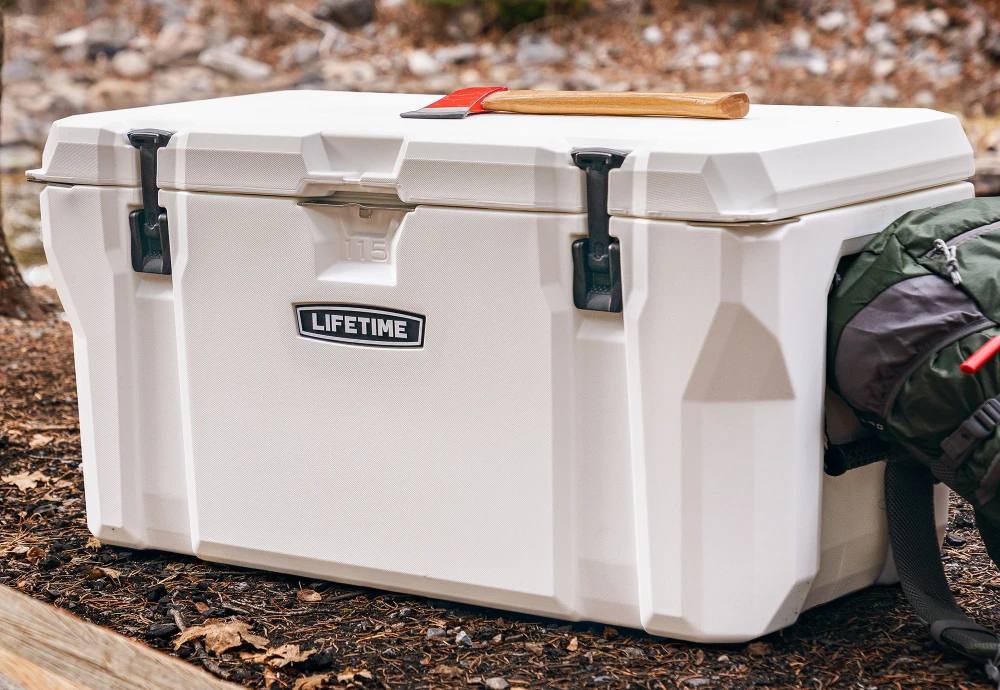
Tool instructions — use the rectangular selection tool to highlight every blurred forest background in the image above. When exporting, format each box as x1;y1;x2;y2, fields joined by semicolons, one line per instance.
2;0;999;286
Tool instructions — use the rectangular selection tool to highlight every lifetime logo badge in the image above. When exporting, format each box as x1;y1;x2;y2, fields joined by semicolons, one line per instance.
295;304;425;348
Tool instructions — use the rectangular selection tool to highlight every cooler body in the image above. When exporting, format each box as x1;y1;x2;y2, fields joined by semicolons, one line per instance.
33;92;972;642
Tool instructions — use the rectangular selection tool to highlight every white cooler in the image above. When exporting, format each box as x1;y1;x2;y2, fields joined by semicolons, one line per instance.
31;91;968;642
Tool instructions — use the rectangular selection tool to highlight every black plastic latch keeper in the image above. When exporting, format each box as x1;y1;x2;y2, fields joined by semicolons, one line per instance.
128;129;174;275
571;148;629;313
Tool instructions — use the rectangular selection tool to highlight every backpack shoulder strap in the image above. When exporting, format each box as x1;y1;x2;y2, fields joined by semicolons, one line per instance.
884;458;1000;686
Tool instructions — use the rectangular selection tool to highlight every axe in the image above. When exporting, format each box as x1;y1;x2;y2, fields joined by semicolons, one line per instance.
400;87;750;120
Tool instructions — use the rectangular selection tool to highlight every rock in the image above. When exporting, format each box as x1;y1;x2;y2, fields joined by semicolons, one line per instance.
872;58;896;78
3;58;36;83
111;50;152;78
88;77;152;111
642;25;664;46
858;83;899;106
516;34;567;65
84;18;137;59
684;680;711;688
146;623;179;638
434;43;479;64
673;27;693;45
872;0;895;16
960;19;986;51
456;630;474;646
864;22;892;47
199;46;272;81
485;679;509;690
695;51;721;69
807;54;828;76
148;0;190;24
426;626;447;639
937;61;962;78
0;145;41;173
874;40;897;57
816;10;847;32
52;26;89;50
406;50;439;76
791;27;811;51
22;265;53;288
945;532;967;547
313;0;375;29
11;232;42;253
459;68;482;86
906;11;945;38
279;40;320;70
322;59;377;87
153;22;206;65
445;8;485;41
299;648;335;672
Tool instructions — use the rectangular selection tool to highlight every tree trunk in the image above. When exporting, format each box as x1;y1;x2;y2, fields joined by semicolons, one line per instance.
0;10;44;320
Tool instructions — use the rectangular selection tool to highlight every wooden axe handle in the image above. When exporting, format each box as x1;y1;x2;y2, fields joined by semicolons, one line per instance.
482;91;750;119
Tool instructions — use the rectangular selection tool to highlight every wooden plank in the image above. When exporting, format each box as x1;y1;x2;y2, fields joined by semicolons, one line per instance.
0;585;239;690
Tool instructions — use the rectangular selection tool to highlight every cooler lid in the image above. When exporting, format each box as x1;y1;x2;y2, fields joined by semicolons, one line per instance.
29;90;973;222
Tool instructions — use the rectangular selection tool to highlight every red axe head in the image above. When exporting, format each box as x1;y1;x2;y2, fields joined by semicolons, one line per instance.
400;86;509;119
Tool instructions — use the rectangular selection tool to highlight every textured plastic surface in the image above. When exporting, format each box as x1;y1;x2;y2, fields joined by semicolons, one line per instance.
42;170;959;643
31;91;973;222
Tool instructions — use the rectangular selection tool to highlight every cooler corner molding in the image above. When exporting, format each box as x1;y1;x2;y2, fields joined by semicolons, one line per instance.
31;91;969;642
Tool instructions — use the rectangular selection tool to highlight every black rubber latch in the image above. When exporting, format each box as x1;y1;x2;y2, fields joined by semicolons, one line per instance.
571;148;629;313
127;129;174;275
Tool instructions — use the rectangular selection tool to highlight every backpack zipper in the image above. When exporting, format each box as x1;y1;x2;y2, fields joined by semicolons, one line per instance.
923;220;1000;286
923;220;1000;258
881;318;996;420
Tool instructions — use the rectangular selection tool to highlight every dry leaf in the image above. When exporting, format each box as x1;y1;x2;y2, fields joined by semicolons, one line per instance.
243;644;316;668
694;649;705;666
297;588;322;603
745;641;772;656
194;602;210;614
85;536;102;549
294;674;332;690
2;471;49;491
263;667;280;686
85;566;120;582
173;619;269;655
602;626;619;640
29;434;53;448
10;546;30;555
524;642;544;655
431;665;463;680
25;546;45;562
337;668;373;683
567;637;579;652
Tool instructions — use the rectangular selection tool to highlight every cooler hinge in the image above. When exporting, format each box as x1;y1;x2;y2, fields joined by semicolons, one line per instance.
571;148;629;313
128;129;174;275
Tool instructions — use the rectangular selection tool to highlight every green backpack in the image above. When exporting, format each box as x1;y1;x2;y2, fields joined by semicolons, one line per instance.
828;197;1000;682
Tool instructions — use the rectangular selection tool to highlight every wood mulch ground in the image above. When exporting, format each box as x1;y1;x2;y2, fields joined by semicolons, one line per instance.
0;289;997;690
